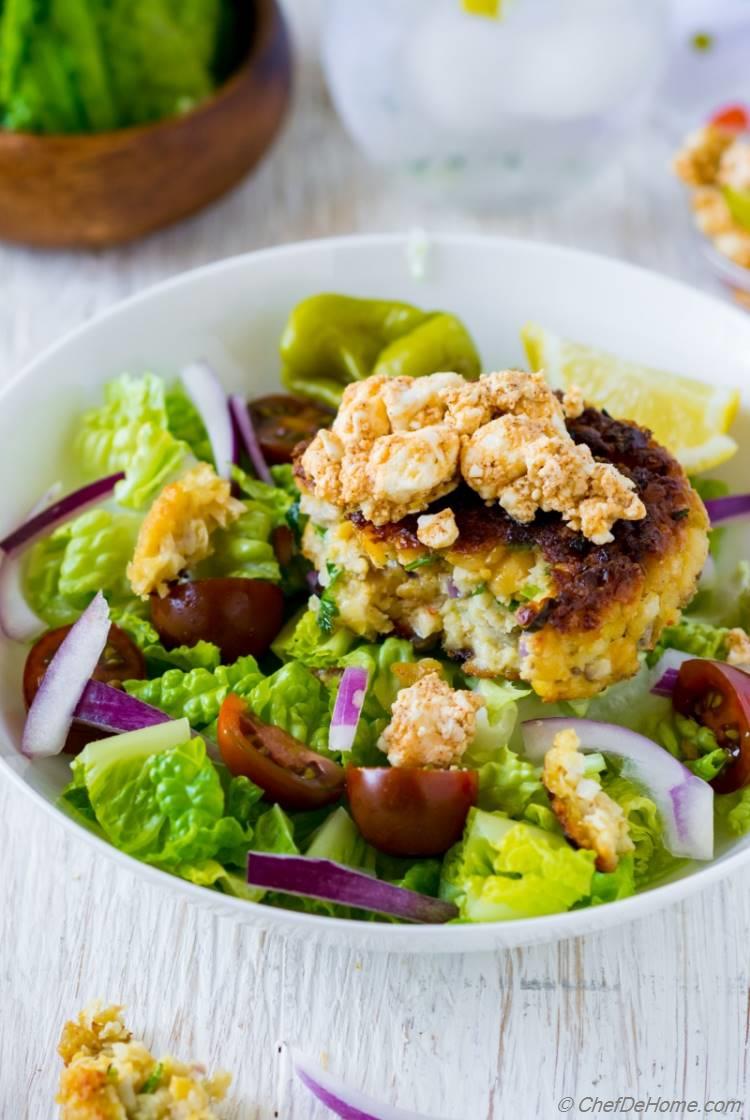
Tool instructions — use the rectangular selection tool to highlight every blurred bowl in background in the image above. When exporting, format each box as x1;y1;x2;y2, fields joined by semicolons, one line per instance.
0;0;291;250
322;0;670;209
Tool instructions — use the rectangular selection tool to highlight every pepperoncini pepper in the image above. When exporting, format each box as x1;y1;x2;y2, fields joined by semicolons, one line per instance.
279;293;481;408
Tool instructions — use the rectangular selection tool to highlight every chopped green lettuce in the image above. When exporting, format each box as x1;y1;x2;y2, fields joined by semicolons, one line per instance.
243;661;333;754
475;747;546;818
114;426;189;511
602;776;678;885
124;655;263;730
464;677;530;766
589;854;635;905
164;384;213;464
271;609;358;669
440;809;595;921
64;723;255;872
112;610;221;676
24;508;140;627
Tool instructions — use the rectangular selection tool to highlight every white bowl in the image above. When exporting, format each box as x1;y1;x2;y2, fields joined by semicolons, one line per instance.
3;233;750;953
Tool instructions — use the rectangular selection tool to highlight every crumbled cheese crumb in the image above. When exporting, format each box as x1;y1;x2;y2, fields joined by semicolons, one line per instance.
726;627;750;672
299;369;644;543
416;508;459;549
57;1003;231;1120
379;672;484;768
719;139;750;193
542;728;633;872
127;463;244;598
674;126;750;269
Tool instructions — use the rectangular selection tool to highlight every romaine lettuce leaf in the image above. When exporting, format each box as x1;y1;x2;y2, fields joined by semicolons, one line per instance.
271;609;358;669
243;661;333;754
589;854;635;905
464;677;530;767
114;425;189;511
716;788;750;837
112;610;221;675
602;776;679;885
475;747;546;818
124;654;263;730
67;730;254;870
440;808;595;921
164;384;213;464
24;508;141;627
76;373;170;475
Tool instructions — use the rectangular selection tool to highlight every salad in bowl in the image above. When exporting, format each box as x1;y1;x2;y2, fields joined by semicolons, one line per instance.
5;287;750;928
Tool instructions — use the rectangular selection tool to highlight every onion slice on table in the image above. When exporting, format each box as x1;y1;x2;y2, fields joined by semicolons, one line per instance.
180;361;235;479
292;1049;450;1120
0;481;63;641
521;717;714;861
246;853;458;923
329;667;368;753
229;394;274;485
704;494;750;526
22;592;111;758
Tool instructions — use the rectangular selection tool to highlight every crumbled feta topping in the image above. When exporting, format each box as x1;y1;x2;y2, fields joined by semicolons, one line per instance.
127;463;244;598
57;1002;230;1119
379;671;484;769
726;627;750;672
542;728;633;873
416;508;460;549
299;369;644;543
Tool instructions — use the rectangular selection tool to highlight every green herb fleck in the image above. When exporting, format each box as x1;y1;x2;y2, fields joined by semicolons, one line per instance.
403;555;436;572
141;1062;164;1094
691;31;713;51
106;1064;119;1083
469;583;487;597
671;509;689;521
519;583;542;600
317;563;341;635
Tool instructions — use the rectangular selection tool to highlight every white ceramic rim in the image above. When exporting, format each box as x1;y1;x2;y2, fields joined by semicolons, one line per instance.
2;231;748;950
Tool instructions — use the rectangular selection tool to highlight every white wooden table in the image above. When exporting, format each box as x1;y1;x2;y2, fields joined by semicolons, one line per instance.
2;4;749;1117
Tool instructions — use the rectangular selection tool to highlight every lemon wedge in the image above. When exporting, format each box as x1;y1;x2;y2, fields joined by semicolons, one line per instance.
521;322;740;474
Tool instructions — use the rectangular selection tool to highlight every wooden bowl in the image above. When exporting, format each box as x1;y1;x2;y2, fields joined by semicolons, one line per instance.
0;0;291;249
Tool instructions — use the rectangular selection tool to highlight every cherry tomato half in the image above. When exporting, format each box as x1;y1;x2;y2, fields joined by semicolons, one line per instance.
23;622;146;756
23;622;145;709
673;659;750;793
247;394;332;464
710;104;750;133
217;692;345;810
346;766;478;857
151;577;283;663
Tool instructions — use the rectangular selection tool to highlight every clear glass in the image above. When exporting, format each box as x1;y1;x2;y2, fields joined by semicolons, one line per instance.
322;0;671;208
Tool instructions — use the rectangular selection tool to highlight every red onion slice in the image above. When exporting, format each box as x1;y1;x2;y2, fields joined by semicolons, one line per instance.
648;649;700;697
75;679;171;733
229;394;274;485
22;592;111;758
180;361;235;479
329;667;368;753
246;852;458;923
73;678;220;759
704;494;750;526
0;482;63;641
292;1050;449;1120
520;717;713;861
0;473;123;555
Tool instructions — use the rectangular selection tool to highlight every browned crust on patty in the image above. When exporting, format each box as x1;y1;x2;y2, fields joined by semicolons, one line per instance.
346;407;707;635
